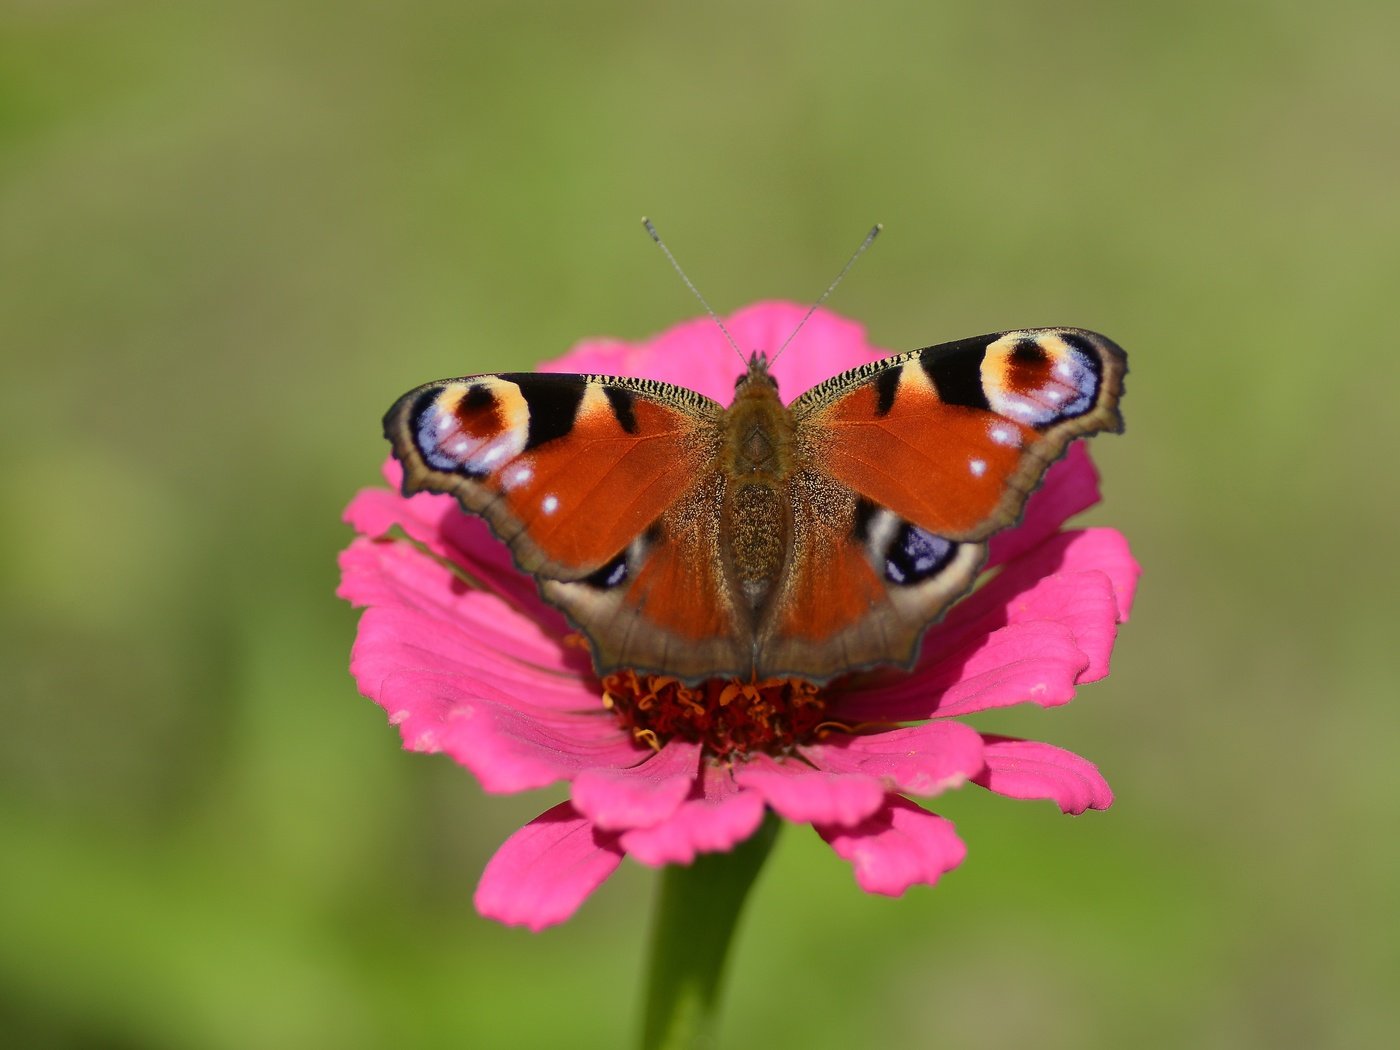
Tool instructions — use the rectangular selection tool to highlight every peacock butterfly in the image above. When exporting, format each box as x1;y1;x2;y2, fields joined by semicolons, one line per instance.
383;325;1126;685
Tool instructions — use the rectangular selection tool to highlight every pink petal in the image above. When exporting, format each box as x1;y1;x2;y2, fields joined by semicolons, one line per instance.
987;443;1102;569
349;603;589;713
732;753;886;828
1010;526;1140;622
376;672;642;793
619;764;766;866
838;620;1090;722
732;302;886;398
433;699;640;792
570;740;702;831
972;735;1113;814
925;622;1091;716
541;302;884;406
474;801;624;931
339;538;592;702
816;795;967;896
933;528;1134;653
348;597;584;708
801;720;986;797
972;568;1120;684
921;542;1125;683
541;319;739;405
344;464;567;634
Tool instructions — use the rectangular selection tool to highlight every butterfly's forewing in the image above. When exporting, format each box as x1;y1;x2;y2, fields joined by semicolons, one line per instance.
385;371;728;575
792;328;1126;540
755;328;1126;679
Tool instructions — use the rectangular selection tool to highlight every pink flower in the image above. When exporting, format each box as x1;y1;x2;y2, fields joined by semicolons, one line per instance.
338;302;1138;930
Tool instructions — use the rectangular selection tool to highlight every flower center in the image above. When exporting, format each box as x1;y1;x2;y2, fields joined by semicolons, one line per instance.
601;670;831;759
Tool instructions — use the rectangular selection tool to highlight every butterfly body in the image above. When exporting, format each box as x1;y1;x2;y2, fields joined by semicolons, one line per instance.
716;357;798;609
385;327;1126;685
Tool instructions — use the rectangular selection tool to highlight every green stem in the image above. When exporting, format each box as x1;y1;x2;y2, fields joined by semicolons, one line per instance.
639;812;781;1050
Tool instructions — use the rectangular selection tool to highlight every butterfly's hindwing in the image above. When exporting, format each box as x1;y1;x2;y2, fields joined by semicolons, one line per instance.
754;473;986;682
542;478;753;681
854;498;961;586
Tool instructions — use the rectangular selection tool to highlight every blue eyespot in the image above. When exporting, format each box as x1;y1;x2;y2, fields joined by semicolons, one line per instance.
583;552;630;590
884;524;955;585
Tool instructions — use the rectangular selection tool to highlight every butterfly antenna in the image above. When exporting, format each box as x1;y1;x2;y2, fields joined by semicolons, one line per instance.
642;217;747;365
769;223;883;365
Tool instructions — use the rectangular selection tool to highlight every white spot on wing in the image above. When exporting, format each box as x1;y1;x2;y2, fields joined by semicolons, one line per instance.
542;494;559;514
503;462;534;489
478;444;509;468
969;458;987;477
989;424;1020;448
1006;399;1037;420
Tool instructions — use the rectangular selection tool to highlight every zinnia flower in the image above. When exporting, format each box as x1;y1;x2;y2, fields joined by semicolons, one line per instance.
338;302;1138;930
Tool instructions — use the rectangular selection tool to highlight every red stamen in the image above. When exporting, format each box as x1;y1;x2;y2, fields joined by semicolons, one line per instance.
600;670;829;759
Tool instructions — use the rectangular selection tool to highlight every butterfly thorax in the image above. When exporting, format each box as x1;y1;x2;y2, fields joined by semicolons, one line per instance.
721;356;797;611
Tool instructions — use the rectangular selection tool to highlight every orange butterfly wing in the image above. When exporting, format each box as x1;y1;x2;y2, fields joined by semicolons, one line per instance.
792;328;1126;541
386;373;722;576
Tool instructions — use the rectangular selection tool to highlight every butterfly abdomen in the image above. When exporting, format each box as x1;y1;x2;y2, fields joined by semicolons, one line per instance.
726;482;788;608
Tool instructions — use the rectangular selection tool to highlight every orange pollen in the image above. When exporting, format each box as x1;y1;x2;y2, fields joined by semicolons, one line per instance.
601;670;830;759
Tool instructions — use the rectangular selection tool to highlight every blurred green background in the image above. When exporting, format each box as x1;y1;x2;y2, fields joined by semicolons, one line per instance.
3;1;1397;1047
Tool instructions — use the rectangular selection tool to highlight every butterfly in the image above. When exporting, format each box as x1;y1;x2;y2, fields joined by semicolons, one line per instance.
384;327;1126;685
